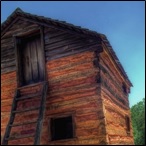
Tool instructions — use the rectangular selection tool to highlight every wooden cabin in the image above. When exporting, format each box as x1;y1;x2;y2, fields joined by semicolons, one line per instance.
1;8;134;145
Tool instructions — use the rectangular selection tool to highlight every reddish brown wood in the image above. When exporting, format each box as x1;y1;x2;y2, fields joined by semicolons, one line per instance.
1;9;134;145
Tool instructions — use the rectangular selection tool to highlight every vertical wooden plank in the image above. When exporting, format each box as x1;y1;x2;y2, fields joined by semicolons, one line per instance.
36;37;43;81
34;82;48;145
22;41;26;84
39;26;46;81
29;41;33;83
22;39;33;85
23;41;29;84
2;90;20;145
14;37;23;87
31;37;39;82
14;36;19;87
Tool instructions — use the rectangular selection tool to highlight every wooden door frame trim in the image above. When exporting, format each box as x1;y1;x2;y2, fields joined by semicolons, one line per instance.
14;26;46;88
40;26;47;82
14;36;21;87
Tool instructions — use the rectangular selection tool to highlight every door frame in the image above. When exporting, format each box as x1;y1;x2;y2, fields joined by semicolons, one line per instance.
14;26;46;87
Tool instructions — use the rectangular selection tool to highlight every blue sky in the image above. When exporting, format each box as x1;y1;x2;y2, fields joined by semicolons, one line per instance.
1;1;145;107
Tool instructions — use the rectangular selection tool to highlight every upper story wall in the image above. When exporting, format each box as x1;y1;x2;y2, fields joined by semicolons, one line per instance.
1;19;39;74
1;18;99;75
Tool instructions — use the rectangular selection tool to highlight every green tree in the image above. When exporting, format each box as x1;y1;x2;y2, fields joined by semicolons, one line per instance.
131;98;145;145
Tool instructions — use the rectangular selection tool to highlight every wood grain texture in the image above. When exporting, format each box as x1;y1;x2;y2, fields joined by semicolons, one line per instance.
39;51;106;145
1;19;99;74
1;20;40;74
1;72;17;142
1;16;133;144
99;51;134;144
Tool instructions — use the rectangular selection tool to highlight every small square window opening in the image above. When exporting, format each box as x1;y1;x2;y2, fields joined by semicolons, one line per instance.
50;116;73;141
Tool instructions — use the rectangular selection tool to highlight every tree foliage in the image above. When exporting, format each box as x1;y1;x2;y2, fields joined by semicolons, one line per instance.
131;98;145;145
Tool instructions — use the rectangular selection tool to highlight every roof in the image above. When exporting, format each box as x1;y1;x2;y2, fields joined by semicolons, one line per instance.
1;8;132;86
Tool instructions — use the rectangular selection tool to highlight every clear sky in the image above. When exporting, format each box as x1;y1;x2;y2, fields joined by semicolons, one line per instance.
1;1;145;107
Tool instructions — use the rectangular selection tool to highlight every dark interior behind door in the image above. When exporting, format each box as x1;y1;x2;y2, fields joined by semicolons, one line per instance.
20;34;45;85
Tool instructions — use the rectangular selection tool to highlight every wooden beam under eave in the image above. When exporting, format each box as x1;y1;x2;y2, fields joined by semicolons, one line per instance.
1;17;20;38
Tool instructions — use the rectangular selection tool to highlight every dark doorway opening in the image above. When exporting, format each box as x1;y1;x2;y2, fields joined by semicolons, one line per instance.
50;116;73;141
16;33;45;86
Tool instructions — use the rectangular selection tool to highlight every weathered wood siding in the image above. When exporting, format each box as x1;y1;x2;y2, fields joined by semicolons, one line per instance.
40;51;106;145
1;18;98;74
1;17;133;145
43;27;98;61
1;19;41;144
1;72;17;141
1;19;40;74
99;51;134;145
1;19;105;145
7;84;42;145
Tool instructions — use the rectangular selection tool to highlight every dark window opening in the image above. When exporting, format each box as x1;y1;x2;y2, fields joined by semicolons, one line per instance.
50;116;73;141
125;116;130;133
122;83;127;94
